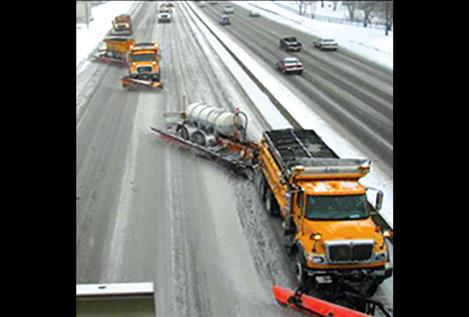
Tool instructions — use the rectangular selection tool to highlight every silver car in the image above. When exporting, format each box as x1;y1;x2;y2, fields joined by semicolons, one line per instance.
249;10;260;17
313;38;338;51
223;5;234;14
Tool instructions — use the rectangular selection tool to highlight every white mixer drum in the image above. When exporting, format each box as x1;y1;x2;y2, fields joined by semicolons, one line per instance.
187;103;238;136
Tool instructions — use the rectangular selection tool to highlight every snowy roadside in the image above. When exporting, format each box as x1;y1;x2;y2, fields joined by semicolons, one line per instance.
76;1;138;74
76;2;141;124
188;2;393;228
232;1;393;71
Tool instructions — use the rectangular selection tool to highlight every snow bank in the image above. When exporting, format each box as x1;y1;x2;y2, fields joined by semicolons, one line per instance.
76;1;136;73
232;1;393;70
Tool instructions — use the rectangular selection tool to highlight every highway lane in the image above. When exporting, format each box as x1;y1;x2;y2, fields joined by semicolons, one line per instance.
201;4;393;175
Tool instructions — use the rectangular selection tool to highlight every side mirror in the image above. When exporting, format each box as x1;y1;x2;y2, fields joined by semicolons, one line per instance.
376;190;384;211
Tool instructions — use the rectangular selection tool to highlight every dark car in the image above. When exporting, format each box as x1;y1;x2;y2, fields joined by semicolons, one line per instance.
219;14;230;25
276;56;303;75
279;36;302;52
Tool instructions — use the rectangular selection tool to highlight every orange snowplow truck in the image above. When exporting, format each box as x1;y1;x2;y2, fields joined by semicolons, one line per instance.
128;42;160;76
112;14;132;35
258;129;392;296
121;42;162;88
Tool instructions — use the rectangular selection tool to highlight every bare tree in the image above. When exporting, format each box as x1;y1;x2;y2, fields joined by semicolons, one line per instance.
333;1;338;11
384;1;393;35
295;0;307;16
374;1;393;35
321;0;324;8
342;1;359;21
359;1;379;28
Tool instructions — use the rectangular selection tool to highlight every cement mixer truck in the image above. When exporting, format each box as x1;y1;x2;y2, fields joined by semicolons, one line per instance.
151;102;257;177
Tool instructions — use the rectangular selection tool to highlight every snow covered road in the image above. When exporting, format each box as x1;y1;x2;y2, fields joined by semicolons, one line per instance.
76;2;393;316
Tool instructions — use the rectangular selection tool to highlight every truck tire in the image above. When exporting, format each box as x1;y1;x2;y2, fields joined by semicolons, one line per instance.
259;176;268;202
179;126;190;140
265;189;280;217
293;251;307;285
191;130;206;146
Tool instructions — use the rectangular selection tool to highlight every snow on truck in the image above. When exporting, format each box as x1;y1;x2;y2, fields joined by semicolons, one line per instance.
150;102;392;315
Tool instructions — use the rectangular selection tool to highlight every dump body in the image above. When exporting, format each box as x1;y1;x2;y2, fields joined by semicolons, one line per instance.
258;129;392;294
104;36;135;55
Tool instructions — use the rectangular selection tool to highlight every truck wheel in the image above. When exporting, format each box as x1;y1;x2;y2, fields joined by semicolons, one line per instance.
293;252;307;285
179;126;190;140
259;177;268;202
265;190;279;217
191;130;206;146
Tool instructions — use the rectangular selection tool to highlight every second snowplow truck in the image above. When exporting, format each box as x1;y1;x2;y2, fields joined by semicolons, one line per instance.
121;42;162;89
258;129;392;296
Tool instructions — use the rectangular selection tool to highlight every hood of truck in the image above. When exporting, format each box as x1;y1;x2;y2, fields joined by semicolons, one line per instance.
299;217;385;253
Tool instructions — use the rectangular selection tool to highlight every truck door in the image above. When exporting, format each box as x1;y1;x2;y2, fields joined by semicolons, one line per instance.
292;189;305;227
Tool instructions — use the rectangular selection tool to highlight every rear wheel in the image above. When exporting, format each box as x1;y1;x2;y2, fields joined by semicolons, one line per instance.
265;189;279;216
191;130;206;146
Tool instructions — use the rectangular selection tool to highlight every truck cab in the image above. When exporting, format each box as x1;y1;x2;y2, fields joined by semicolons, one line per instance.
128;42;161;79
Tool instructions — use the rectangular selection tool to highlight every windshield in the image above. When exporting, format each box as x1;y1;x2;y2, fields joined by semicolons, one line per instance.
305;194;368;220
130;54;157;62
285;37;297;42
285;59;299;64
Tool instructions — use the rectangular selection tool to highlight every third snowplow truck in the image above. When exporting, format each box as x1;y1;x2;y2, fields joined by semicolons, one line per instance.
258;129;392;296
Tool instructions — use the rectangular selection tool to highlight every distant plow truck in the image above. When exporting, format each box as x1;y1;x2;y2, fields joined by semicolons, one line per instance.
111;14;132;35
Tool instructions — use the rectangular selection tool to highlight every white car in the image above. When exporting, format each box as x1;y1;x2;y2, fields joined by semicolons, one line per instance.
158;12;172;23
223;5;234;14
249;10;260;17
313;38;338;51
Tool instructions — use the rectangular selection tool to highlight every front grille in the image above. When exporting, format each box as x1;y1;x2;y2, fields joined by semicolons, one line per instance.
326;240;374;263
137;66;152;73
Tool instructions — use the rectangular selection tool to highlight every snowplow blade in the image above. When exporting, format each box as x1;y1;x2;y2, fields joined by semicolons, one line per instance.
150;126;254;178
121;76;163;89
91;53;129;67
273;285;371;317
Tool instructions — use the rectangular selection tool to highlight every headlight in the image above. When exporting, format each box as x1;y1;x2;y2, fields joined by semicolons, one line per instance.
373;252;387;261
305;252;326;264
